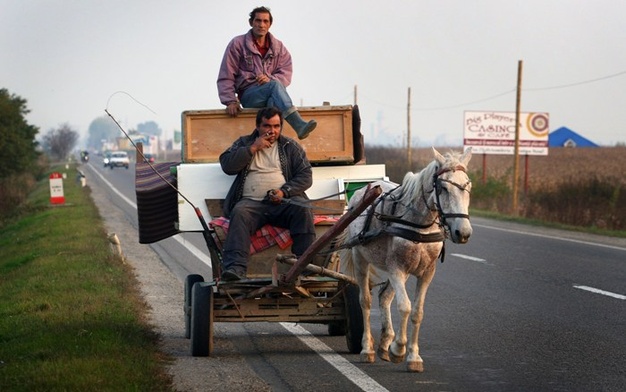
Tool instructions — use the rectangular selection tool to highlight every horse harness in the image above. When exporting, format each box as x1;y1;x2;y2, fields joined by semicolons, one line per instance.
342;165;471;262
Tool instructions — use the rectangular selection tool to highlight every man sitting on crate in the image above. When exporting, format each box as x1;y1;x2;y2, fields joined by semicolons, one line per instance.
217;6;316;140
219;107;316;281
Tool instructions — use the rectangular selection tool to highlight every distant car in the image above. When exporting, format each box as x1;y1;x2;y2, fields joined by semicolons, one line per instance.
143;153;155;163
103;152;112;168
108;151;130;169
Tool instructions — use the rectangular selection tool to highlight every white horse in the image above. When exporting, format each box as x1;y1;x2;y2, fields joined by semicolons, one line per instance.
341;147;472;372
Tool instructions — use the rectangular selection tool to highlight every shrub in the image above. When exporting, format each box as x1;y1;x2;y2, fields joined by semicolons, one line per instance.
522;176;625;230
0;173;37;218
468;170;512;212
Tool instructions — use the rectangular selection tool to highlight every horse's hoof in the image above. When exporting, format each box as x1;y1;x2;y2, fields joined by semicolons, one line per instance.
407;361;424;373
389;351;405;364
360;352;376;363
377;347;390;362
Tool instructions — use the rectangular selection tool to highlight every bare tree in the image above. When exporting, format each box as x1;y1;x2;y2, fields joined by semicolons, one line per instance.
42;123;79;161
87;115;119;151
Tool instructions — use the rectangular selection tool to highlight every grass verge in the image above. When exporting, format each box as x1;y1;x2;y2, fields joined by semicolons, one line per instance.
471;208;626;238
0;164;173;391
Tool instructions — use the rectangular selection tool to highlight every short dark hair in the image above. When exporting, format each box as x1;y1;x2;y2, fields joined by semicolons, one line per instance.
249;6;273;25
256;107;283;127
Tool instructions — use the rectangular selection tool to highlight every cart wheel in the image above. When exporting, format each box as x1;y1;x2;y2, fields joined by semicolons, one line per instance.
328;321;346;336
344;284;364;354
184;274;204;339
190;282;214;356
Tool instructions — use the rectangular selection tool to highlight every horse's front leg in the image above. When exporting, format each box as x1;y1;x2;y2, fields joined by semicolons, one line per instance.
406;267;436;372
377;280;395;362
388;273;411;364
358;284;376;363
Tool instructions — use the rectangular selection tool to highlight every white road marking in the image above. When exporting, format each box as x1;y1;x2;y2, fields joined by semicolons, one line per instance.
473;223;626;252
573;285;626;300
450;253;492;265
280;323;389;392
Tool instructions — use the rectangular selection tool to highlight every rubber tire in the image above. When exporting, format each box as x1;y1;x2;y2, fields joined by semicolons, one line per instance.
184;274;204;339
190;283;214;357
344;284;364;354
328;321;346;336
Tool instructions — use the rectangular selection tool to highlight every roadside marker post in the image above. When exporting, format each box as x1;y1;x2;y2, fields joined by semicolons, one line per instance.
49;172;65;205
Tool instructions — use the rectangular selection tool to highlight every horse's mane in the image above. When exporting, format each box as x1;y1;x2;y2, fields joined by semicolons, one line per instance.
399;150;468;203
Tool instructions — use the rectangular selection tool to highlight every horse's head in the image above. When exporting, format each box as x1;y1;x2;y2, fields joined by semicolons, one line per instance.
432;147;473;244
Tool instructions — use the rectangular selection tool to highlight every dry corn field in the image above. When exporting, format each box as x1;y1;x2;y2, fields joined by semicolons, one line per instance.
367;146;626;230
409;146;626;189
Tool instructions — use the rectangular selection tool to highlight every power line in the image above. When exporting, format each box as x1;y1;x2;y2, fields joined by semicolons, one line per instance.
525;70;626;91
413;89;515;111
359;89;516;112
357;69;626;113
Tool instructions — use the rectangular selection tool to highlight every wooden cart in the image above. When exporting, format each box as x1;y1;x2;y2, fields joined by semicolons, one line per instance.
184;185;382;357
135;105;387;357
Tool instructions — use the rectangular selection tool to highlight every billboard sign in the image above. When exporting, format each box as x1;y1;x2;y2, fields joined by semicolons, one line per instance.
463;111;549;155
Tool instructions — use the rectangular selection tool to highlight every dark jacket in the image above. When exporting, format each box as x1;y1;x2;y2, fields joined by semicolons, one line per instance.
219;130;312;218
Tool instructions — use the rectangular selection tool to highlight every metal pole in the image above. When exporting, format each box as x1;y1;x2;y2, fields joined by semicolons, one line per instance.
524;154;529;195
512;60;523;215
482;153;487;185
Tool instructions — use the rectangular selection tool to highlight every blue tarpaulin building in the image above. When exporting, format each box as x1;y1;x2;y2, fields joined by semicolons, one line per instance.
549;127;598;147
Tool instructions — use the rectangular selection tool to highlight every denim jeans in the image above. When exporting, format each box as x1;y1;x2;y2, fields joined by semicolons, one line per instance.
221;198;315;274
239;80;293;112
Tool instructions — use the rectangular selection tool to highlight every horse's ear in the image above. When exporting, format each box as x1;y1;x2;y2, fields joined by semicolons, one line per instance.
460;147;472;166
432;147;445;164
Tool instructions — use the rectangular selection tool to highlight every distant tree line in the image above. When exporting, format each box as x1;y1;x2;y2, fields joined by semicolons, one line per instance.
0;88;82;218
0;88;40;178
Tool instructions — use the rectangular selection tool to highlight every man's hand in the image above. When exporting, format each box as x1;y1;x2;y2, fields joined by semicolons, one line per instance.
250;132;272;153
226;102;241;117
267;189;284;204
256;74;270;85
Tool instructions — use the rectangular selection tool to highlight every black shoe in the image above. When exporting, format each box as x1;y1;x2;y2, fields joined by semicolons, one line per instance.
221;269;244;282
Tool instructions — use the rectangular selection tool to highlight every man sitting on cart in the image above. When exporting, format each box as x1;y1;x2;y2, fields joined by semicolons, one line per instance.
217;6;317;140
219;107;316;281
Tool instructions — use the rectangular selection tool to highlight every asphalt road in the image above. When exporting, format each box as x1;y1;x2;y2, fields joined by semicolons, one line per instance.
84;156;626;392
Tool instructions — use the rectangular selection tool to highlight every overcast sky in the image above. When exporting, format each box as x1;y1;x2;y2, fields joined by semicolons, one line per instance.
2;0;625;147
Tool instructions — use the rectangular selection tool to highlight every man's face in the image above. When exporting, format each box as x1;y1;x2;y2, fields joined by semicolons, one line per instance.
250;12;271;38
257;114;281;144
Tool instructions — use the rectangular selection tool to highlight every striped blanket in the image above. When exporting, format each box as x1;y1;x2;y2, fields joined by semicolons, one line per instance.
209;216;337;255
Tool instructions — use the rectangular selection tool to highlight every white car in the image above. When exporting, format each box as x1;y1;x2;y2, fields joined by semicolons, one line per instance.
108;151;130;169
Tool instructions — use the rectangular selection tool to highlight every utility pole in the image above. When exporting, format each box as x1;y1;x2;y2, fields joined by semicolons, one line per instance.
407;87;412;168
512;60;523;215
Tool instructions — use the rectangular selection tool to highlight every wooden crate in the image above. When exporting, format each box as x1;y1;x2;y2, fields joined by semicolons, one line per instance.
181;105;355;164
